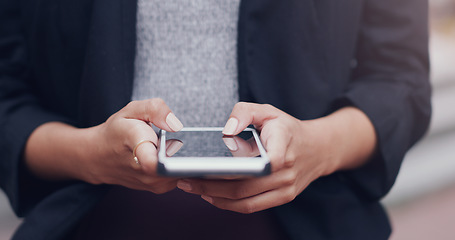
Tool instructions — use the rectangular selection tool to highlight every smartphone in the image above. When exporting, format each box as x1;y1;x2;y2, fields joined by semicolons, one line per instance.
158;127;270;177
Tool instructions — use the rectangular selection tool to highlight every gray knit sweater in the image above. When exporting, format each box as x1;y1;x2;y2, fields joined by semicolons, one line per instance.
132;0;241;127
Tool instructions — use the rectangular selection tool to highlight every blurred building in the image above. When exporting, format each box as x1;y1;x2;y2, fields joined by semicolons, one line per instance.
384;0;455;239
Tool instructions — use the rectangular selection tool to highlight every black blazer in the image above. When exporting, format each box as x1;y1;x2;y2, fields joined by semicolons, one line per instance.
0;0;431;239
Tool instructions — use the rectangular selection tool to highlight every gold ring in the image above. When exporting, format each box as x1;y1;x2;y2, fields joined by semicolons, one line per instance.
133;140;157;165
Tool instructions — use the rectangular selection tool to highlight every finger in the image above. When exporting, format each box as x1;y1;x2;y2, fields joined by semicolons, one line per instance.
166;139;183;157
126;120;160;174
136;175;180;194
261;126;292;172
134;139;159;174
222;136;259;157
120;98;183;132
145;181;178;194
201;186;297;214
177;168;296;200
222;102;280;135
123;176;178;194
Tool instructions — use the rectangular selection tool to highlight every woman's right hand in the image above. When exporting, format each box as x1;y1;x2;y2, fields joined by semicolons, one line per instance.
25;98;183;194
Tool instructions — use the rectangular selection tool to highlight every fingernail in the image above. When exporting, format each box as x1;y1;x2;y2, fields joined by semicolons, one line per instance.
222;137;238;151
223;118;238;135
177;180;192;191
166;140;183;157
166;112;183;132
201;195;213;204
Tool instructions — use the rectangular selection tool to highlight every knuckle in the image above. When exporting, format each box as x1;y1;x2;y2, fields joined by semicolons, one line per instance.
140;162;158;175
140;176;155;186
282;171;297;186
145;99;159;114
113;144;125;156
126;100;138;109
261;103;275;111
150;183;173;194
234;102;249;112
141;166;155;175
242;202;256;214
285;151;298;164
88;175;104;185
98;176;114;185
284;187;297;203
151;187;167;194
270;152;285;165
197;184;207;195
144;98;168;117
232;187;248;200
213;202;229;212
150;98;165;107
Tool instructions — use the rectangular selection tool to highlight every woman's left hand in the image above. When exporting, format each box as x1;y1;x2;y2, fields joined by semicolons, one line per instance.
176;102;376;214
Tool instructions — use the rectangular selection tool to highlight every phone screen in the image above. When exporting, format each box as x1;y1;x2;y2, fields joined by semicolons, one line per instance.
164;130;262;158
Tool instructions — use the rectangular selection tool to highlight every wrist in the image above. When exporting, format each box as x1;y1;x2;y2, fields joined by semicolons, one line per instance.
25;122;100;182
320;107;377;172
76;124;111;185
298;117;341;177
72;125;100;183
297;107;377;177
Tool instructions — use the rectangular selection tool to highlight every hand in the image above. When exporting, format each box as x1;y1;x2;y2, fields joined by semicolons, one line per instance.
26;98;184;194
177;102;376;213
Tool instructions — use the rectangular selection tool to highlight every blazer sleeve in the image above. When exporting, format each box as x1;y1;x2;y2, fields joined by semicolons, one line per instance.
336;0;431;200
0;0;73;217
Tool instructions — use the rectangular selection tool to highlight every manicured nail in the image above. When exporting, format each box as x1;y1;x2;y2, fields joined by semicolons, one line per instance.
177;180;192;191
166;112;183;132
222;118;238;135
166;140;183;157
222;137;238;151
201;195;213;204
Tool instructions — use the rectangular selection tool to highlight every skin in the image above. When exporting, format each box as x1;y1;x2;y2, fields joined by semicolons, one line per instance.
25;99;376;213
25;99;181;194
177;103;377;214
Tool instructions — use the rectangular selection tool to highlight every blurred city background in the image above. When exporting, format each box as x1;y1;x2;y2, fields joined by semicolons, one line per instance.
384;0;455;239
1;0;455;239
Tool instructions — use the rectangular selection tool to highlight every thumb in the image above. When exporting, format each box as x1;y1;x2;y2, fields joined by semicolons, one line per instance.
222;102;279;135
120;98;183;132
